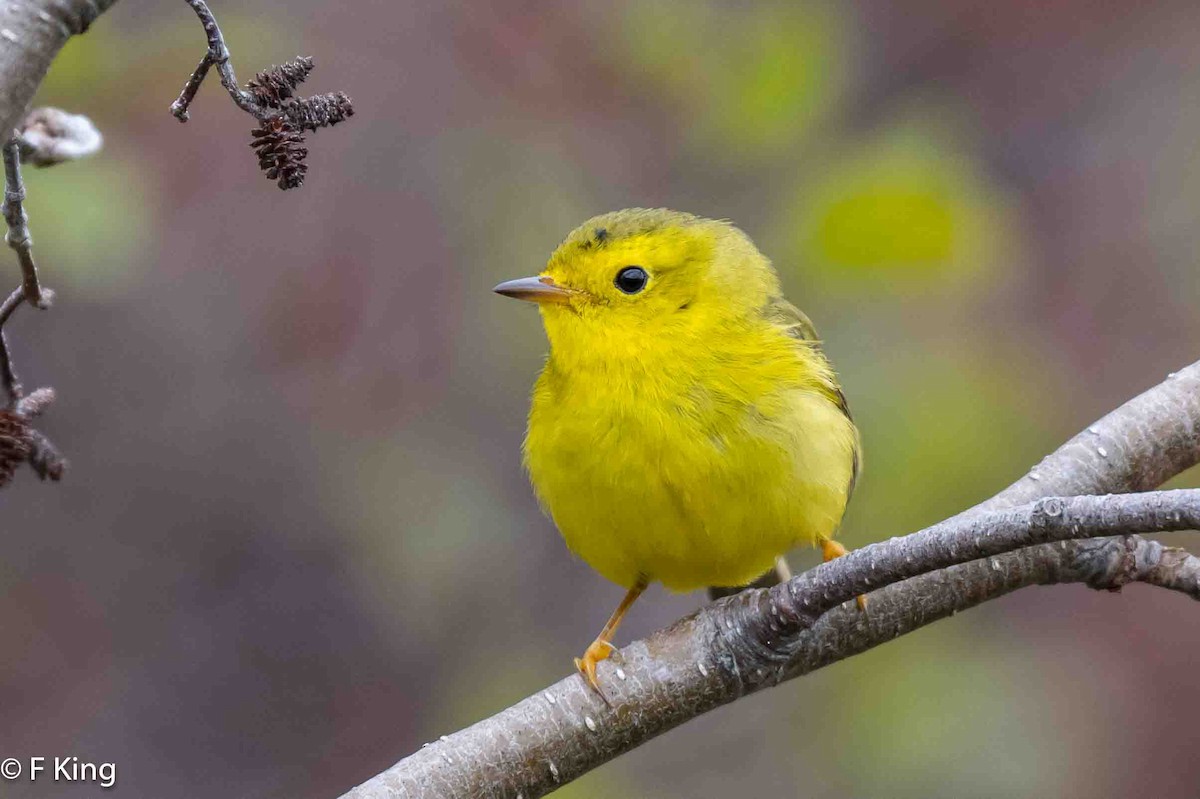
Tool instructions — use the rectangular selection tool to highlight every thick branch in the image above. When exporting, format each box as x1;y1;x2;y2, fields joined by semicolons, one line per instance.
771;491;1200;630
342;360;1200;799
0;1;118;142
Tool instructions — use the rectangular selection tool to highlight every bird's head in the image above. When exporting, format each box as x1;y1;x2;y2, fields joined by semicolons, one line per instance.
494;209;781;358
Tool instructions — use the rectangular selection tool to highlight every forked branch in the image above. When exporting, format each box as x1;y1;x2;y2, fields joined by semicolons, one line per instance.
171;0;354;189
0;0;359;490
341;361;1200;799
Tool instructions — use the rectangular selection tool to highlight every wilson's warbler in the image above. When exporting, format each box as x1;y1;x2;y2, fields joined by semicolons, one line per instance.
495;208;860;693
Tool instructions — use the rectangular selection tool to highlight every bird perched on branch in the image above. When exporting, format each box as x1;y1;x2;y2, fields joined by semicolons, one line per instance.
495;209;860;695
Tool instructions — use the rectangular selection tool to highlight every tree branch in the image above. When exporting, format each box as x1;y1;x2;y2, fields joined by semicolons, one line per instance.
170;0;354;189
0;281;63;484
0;0;359;488
0;103;96;483
4;137;46;307
341;360;1200;799
0;2;118;488
0;1;118;145
170;0;260;119
0;284;26;403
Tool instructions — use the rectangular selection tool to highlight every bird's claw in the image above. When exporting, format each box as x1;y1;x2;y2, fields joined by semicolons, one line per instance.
575;639;616;704
822;538;869;612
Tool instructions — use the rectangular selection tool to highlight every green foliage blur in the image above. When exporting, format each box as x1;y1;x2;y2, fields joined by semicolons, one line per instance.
4;1;1199;798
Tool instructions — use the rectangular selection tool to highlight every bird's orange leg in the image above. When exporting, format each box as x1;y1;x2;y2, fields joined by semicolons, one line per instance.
821;539;867;611
576;577;647;698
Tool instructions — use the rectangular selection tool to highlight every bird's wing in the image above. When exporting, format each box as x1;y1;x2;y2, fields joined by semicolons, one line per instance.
760;295;861;499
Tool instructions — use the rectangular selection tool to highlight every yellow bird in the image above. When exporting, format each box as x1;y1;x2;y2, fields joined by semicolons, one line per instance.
495;208;860;692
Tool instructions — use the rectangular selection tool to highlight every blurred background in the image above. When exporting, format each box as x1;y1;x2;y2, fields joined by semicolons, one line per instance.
4;0;1200;796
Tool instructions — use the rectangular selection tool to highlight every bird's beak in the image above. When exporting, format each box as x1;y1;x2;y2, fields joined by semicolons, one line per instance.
493;276;576;304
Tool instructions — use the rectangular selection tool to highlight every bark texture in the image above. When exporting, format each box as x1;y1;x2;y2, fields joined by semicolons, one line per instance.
0;1;118;142
342;361;1200;799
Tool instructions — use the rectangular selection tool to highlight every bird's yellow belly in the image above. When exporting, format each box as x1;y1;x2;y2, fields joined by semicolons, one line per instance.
526;383;855;592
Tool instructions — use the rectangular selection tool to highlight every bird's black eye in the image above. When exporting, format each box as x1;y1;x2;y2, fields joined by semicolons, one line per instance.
614;266;648;294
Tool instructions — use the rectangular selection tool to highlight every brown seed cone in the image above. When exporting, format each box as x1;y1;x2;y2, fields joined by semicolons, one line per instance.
0;410;32;487
285;92;355;132
246;56;316;108
250;116;308;190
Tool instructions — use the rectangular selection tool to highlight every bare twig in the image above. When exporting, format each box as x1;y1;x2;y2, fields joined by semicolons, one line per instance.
170;54;212;122
14;385;54;420
0;105;99;411
0;283;63;484
0;285;25;403
23;424;66;480
171;0;260;120
170;0;354;189
0;105;83;483
3;139;46;308
0;382;63;485
0;111;80;479
0;285;20;326
341;360;1200;799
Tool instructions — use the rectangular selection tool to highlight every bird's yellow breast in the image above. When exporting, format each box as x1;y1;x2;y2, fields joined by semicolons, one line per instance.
524;319;857;591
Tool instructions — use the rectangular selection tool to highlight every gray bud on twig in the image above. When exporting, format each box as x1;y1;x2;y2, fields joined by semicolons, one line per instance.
17;107;103;167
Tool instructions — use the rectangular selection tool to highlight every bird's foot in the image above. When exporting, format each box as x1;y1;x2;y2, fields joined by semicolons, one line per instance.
821;539;868;611
574;639;616;701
